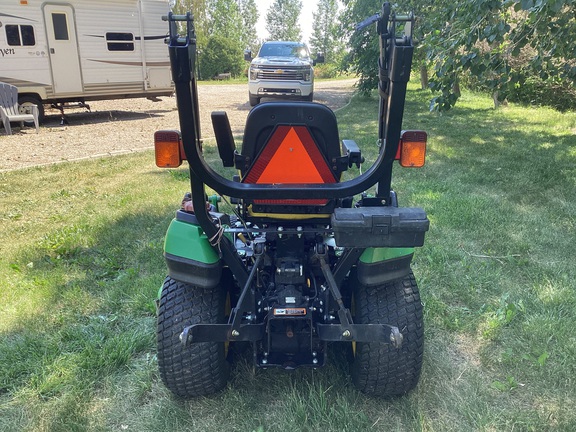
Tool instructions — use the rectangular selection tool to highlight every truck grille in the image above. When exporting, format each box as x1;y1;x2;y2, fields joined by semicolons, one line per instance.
256;67;307;81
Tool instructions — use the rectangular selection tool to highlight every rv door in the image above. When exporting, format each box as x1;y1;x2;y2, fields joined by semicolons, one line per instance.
43;4;83;95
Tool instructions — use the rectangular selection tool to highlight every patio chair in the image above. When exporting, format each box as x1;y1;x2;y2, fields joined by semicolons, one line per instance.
0;82;39;135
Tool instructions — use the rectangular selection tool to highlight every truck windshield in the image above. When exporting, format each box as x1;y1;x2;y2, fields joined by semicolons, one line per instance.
259;43;309;59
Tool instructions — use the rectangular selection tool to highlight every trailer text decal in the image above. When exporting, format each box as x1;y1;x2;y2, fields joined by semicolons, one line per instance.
1;48;16;57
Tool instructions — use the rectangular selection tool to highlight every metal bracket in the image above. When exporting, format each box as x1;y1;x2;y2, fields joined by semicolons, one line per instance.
180;323;265;345
316;323;403;348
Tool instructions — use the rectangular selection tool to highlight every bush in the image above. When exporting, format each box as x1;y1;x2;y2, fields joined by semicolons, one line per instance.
199;36;243;80
314;63;343;79
507;76;576;112
462;70;576;112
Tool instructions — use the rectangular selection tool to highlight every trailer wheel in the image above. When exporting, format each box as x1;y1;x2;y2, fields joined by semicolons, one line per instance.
350;271;424;396
157;276;230;398
18;95;45;125
249;94;260;107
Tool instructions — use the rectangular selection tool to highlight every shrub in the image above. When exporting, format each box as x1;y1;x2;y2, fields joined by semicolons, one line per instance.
314;63;343;79
507;76;576;112
199;36;243;80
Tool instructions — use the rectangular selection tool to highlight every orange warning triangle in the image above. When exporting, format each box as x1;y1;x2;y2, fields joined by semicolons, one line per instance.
256;127;325;183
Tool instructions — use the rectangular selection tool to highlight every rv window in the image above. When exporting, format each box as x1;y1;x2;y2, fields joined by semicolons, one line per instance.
6;26;21;46
6;25;36;46
106;33;134;52
52;13;69;40
20;25;36;46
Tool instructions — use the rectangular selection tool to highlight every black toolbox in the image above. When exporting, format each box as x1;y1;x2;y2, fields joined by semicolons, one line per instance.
331;207;429;248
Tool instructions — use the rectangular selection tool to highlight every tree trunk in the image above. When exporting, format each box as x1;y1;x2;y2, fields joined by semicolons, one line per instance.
452;79;461;97
420;65;428;90
493;91;500;108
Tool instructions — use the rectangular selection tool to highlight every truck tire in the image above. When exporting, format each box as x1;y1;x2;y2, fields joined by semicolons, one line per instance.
249;94;260;107
305;92;314;102
157;276;230;398
18;95;45;125
350;271;424;396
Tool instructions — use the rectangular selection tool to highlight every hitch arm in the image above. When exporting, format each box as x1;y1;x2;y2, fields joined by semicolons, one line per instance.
314;243;403;348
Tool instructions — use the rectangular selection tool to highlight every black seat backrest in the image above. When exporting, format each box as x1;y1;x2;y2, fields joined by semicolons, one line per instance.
240;102;342;179
239;102;344;216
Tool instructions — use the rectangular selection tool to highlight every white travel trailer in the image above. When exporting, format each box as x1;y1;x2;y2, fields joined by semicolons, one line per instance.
0;0;173;123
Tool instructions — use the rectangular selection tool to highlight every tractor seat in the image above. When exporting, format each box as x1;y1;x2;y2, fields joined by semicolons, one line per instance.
238;102;345;217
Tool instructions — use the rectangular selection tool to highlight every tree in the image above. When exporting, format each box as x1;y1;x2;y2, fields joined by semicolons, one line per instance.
239;0;259;53
309;0;341;62
207;0;243;42
200;35;244;78
173;0;210;49
340;0;381;95
266;0;302;41
423;0;576;110
342;0;576;110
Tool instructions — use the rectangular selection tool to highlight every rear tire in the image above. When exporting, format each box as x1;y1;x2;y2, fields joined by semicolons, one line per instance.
350;272;424;396
157;276;230;398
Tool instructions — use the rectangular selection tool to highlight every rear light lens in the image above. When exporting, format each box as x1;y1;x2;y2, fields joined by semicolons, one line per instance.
397;130;427;168
154;130;184;168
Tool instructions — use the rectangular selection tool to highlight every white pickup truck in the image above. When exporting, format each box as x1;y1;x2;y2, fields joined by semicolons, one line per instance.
245;41;323;106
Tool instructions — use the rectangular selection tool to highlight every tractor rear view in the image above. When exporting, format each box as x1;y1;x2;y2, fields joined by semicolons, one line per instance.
155;2;429;398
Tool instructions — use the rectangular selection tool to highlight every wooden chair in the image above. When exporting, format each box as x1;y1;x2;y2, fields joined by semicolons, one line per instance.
0;82;39;135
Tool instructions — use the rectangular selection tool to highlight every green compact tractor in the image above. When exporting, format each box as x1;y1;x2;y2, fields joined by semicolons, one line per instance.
155;3;429;398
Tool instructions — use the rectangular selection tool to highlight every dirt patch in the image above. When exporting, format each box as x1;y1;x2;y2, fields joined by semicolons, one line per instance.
0;79;356;172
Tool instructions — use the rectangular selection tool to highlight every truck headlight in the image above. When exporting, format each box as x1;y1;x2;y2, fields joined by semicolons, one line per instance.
303;68;312;81
249;67;258;80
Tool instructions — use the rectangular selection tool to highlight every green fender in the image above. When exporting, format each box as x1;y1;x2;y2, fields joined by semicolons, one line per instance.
164;219;220;264
357;247;414;286
360;247;414;263
161;218;222;292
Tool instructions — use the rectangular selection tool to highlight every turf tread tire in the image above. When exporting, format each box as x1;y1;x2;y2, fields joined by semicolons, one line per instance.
157;277;229;398
351;272;424;396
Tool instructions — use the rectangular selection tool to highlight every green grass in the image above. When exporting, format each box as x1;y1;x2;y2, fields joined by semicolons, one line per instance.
1;84;575;431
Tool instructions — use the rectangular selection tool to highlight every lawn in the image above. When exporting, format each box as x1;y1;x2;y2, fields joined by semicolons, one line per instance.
1;84;575;431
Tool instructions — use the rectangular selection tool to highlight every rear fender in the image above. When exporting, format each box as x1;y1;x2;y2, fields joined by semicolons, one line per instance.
357;247;414;286
163;215;222;288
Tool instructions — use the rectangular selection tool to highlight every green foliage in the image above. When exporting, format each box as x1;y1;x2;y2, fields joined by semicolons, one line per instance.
238;0;259;53
341;0;576;110
266;0;302;41
314;63;343;79
422;0;576;110
175;0;255;67
208;0;243;42
492;376;520;392
173;0;210;48
507;76;576;112
340;0;396;95
309;0;342;62
200;35;244;79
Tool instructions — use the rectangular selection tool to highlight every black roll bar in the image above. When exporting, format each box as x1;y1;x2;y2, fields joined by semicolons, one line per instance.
164;4;415;204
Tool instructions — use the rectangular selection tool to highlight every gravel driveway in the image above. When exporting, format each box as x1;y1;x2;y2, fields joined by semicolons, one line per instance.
0;79;356;172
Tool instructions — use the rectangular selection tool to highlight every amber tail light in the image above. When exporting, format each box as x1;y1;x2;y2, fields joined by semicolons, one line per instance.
154;130;185;168
396;130;427;168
